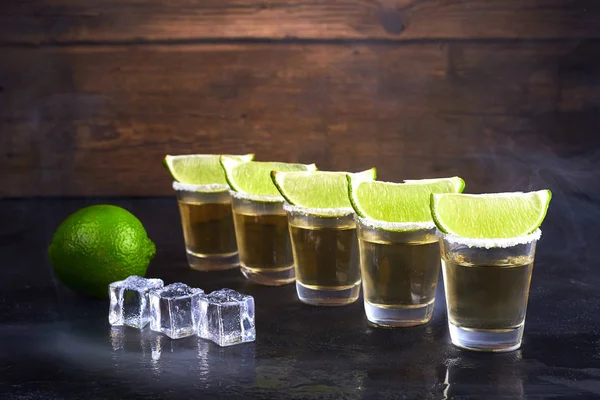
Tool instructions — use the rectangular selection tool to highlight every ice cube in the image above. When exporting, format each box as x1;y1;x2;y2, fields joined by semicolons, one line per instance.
198;288;256;346
149;283;204;339
108;275;164;329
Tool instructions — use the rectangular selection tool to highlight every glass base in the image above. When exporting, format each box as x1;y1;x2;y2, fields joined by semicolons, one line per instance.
448;322;523;352
296;281;361;306
364;300;434;327
186;250;239;271
240;265;295;286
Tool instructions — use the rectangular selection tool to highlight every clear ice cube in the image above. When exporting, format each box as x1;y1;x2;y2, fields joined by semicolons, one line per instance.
108;275;164;329
149;283;204;339
198;288;256;347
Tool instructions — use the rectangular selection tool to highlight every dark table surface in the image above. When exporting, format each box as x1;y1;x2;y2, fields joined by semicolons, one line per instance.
2;196;600;399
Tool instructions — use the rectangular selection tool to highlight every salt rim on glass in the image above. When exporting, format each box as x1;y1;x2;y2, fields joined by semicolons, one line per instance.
283;202;354;218
355;215;435;232
172;181;229;193
229;189;285;203
437;229;542;249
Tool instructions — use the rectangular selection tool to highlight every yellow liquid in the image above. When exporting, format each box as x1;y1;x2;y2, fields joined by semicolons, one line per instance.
178;200;237;257
360;236;440;309
290;223;360;290
233;212;293;271
443;259;533;330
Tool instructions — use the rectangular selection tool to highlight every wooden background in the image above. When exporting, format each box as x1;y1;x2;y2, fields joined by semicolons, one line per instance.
1;0;599;197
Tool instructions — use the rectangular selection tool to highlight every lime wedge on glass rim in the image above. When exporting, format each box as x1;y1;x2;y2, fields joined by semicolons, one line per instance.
272;168;377;210
220;156;317;197
348;176;465;226
431;190;552;239
164;154;254;185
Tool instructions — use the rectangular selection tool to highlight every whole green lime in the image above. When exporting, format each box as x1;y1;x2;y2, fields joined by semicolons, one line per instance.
48;205;156;298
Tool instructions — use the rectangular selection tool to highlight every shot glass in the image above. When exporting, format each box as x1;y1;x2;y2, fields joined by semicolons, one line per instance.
286;204;361;306
231;191;295;286
357;217;441;327
439;230;540;352
173;182;239;271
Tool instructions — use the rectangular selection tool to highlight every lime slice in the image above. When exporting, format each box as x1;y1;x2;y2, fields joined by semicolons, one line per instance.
272;168;377;209
164;154;254;185
348;176;465;223
220;157;317;197
431;190;552;238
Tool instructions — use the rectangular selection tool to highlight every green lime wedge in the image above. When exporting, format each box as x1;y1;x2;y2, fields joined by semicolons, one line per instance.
221;157;317;197
164;154;254;185
348;176;465;223
272;168;377;209
431;190;552;238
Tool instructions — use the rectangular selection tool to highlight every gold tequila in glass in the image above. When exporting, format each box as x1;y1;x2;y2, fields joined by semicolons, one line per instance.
440;232;539;352
174;182;238;271
231;192;295;286
357;218;440;327
286;205;360;306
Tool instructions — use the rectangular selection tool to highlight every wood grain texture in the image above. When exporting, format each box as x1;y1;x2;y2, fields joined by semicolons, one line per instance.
1;0;599;43
2;41;598;196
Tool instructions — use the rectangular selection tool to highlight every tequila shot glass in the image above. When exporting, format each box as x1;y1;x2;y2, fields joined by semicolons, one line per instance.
440;231;539;352
286;204;361;306
231;191;295;286
357;218;441;327
174;182;238;271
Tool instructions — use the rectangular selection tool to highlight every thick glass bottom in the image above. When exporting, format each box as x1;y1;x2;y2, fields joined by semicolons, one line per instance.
186;250;240;271
296;281;361;306
448;322;523;352
240;264;295;286
365;299;435;327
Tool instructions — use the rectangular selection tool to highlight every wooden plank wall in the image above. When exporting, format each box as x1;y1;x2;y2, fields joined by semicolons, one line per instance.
1;0;599;197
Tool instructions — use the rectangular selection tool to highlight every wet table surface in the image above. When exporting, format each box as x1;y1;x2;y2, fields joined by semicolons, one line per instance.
1;197;600;399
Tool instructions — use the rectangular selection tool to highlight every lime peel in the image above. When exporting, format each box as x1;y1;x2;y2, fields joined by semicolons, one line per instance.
221;156;317;197
165;154;254;185
273;168;377;210
431;190;551;239
348;176;465;223
48;205;155;298
438;229;542;249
